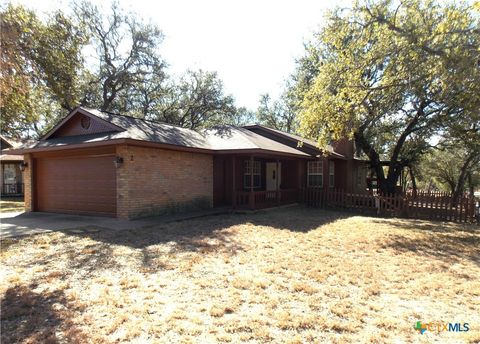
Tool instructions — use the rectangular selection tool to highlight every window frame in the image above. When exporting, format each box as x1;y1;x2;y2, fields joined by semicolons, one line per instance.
307;160;323;188
244;160;261;189
329;161;335;188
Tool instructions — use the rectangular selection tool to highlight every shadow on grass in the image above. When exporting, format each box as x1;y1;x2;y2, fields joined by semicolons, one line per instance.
248;207;352;232
66;206;350;248
0;284;87;344
2;207;352;275
13;237;122;279
57;207;351;272
376;219;480;266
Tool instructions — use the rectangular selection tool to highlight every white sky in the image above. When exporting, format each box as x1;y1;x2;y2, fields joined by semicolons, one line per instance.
8;0;350;110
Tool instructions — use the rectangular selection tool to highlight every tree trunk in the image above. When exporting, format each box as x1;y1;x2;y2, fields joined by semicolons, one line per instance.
409;166;417;197
354;104;422;196
452;154;475;206
385;164;403;195
354;131;387;194
467;172;474;198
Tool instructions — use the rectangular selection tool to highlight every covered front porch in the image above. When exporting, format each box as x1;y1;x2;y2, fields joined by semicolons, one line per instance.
213;154;308;210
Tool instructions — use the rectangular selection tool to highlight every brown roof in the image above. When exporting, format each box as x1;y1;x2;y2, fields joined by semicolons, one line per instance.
37;107;210;149
204;126;310;157
243;124;345;159
8;107;310;157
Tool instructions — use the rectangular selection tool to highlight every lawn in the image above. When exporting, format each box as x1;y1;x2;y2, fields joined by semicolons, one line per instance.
1;207;479;343
0;198;24;213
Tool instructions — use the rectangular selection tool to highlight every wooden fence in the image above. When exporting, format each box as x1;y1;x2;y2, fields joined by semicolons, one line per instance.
304;188;479;223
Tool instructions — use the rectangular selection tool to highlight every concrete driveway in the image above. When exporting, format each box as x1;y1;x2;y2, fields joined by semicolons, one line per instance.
0;208;230;239
0;211;145;239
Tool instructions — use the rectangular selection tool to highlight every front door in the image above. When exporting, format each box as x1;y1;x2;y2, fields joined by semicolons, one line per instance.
266;162;281;191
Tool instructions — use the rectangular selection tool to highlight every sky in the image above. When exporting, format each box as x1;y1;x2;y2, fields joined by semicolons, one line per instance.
9;0;350;110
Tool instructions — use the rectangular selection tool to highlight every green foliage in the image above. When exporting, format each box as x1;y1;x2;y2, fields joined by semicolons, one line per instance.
74;0;166;113
255;92;297;133
152;70;237;129
0;4;87;138
1;1;242;137
293;0;480;193
417;147;480;193
231;107;256;126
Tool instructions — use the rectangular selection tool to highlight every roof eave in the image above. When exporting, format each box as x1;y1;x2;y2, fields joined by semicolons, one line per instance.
5;138;214;155
213;148;311;159
5;139;128;154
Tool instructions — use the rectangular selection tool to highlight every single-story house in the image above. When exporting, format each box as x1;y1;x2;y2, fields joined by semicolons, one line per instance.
6;107;368;219
0;135;25;197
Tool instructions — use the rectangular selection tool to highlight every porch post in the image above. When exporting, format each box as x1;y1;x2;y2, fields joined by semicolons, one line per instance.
298;160;303;203
249;155;255;210
276;159;280;205
232;156;236;208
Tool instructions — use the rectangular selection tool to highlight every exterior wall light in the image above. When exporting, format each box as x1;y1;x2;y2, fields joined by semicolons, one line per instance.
114;156;124;168
19;162;28;172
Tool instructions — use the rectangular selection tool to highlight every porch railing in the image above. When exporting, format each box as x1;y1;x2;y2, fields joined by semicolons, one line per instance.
235;188;300;210
1;183;24;196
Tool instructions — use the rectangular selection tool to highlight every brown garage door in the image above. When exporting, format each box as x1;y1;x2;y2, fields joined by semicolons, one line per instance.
35;155;116;216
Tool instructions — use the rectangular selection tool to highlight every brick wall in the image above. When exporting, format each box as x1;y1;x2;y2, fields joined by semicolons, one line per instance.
116;145;213;219
23;154;33;212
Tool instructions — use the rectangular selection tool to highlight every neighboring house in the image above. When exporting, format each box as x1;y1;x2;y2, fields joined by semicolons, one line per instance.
7;107;368;219
0;135;24;197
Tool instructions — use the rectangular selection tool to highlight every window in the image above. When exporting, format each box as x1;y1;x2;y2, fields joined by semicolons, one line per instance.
3;164;17;183
244;160;261;188
329;161;335;187
357;165;366;186
307;161;323;187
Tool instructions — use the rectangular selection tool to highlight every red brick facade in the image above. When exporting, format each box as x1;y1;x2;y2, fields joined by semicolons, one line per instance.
116;145;213;219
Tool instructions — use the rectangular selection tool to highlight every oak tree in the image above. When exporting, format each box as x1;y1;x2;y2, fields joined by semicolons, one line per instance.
293;0;480;194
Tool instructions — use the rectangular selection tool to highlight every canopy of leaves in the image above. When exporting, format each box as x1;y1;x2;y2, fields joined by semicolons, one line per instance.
1;1;241;137
0;4;87;138
293;0;480;193
255;92;297;133
152;70;237;129
417;146;480;194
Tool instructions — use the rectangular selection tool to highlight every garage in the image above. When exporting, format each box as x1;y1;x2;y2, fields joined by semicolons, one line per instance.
35;154;116;216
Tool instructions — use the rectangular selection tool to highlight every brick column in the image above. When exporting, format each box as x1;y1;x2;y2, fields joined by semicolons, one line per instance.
23;154;33;212
116;145;131;219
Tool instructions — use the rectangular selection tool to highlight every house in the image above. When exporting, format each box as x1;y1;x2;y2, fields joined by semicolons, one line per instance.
6;107;368;219
0;135;25;197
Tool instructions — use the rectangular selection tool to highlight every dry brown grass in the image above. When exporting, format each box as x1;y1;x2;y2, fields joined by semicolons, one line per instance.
1;207;479;343
0;198;24;213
